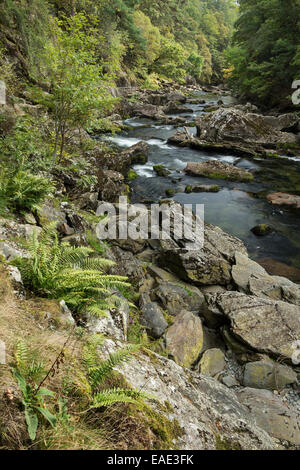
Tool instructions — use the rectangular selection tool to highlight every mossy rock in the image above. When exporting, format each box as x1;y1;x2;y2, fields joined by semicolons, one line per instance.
153;165;171;177
127;169;139;181
165;188;176;197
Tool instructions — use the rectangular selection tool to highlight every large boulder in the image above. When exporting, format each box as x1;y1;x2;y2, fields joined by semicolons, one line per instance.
153;282;205;316
165;310;222;368
232;252;300;306
195;108;298;146
206;291;300;361
237;388;300;446
125;102;165;120
103;339;277;449
123;141;149;165
243;360;298;391
267;192;300;210
158;202;247;286
185;161;254;182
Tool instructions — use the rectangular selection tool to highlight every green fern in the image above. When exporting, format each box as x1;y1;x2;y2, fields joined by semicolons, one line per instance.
91;388;149;408
81;337;148;409
14;224;130;318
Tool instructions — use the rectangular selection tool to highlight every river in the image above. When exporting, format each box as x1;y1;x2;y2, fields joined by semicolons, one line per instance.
105;90;300;273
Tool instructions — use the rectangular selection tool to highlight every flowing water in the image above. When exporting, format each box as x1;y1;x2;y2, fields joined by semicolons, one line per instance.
104;91;300;270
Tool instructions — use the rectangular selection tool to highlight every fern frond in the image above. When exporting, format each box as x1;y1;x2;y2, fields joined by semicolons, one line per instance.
91;388;148;408
87;345;140;391
15;339;28;373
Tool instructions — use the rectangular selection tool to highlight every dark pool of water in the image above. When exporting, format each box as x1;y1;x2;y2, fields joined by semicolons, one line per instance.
104;91;300;269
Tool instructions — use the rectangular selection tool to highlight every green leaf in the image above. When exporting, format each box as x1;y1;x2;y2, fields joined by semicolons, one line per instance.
38;387;55;398
36;406;57;428
25;407;38;441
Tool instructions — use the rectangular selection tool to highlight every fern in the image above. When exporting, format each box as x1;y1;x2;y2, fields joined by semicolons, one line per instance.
91;388;148;408
81;337;148;410
14;224;130;318
85;344;140;391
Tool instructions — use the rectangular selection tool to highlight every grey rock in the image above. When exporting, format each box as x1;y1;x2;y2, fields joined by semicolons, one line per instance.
238;388;300;446
207;292;300;361
154;282;205;316
59;300;75;325
198;348;226;377
222;375;240;388
103;339;277;449
139;295;168;339
165;310;204;368
195;108;298;146
243;361;298;391
0;242;26;261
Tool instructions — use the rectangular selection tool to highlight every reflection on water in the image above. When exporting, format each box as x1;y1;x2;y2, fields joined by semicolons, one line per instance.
103;90;300;269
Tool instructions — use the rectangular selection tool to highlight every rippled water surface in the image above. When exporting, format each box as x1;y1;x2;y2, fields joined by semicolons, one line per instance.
104;91;300;269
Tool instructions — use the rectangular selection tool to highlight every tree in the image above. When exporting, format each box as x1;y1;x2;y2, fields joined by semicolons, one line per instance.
227;0;300;107
34;12;116;161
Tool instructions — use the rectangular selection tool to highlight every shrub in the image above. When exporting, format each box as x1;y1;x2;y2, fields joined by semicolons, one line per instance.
0;168;54;212
15;224;130;317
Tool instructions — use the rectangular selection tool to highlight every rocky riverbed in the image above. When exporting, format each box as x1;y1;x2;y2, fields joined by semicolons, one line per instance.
1;82;300;450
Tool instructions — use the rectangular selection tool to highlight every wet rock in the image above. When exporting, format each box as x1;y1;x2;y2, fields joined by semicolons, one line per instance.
195;108;298;146
139;294;168;339
198;349;226;377
251;224;273;236
243;361;298;391
237;388;300;446
165;188;176;197
185;161;254;182
207;291;300;361
154;281;205;316
153;164;171;177
123;141;149;165
165;311;205;368
105;339;277;449
185;184;220;193
267;192;300;210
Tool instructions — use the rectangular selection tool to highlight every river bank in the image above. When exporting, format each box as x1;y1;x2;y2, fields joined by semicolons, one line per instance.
104;83;300;277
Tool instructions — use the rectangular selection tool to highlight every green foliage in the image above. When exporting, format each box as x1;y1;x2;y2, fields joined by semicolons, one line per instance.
12;340;57;441
81;335;148;409
15;224;130;317
32;12;116;160
153;36;187;82
0;167;54;213
227;0;300;107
